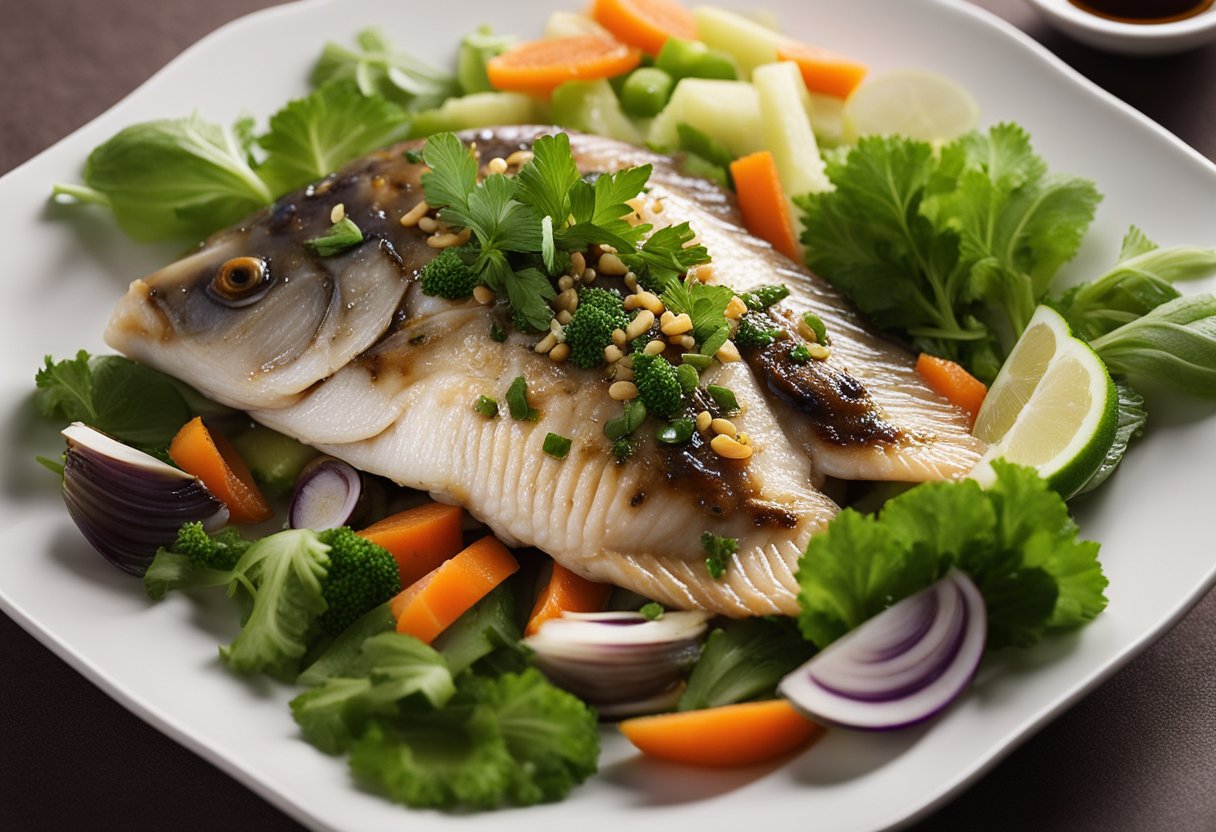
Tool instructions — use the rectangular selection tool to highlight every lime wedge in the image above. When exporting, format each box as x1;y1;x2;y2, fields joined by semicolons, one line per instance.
971;305;1117;498
843;69;979;143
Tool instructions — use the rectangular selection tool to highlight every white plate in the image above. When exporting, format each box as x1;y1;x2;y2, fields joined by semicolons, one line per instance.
2;1;1214;830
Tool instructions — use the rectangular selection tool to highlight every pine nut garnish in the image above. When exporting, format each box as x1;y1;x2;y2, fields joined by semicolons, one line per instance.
695;411;712;432
643;339;666;356
660;312;693;336
710;418;737;437
400;200;429;227
330;203;346;223
486;156;508;175
534;333;557;354
711;434;753;460
625;310;655;340
609;381;639;401
472;286;495;305
549;343;570;363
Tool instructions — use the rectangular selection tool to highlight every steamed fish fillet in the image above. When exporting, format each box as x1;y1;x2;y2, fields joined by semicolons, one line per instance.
104;126;983;616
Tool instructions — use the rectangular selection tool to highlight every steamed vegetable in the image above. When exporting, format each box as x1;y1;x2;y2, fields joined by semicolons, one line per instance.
592;0;697;55
143;522;251;599
356;502;465;587
781;570;987;730
486;35;642;96
730;150;800;261
915;353;987;424
677;617;813;711
168;417;271;524
289;456;364;531
526;563;613;635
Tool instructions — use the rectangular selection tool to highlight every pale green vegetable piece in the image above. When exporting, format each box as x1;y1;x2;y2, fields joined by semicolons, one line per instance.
551;79;643;146
693;6;788;77
647;79;763;156
410;92;547;137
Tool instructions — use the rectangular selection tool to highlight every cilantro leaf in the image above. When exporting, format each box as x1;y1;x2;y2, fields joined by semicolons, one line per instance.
257;81;410;195
421;132;477;215
797;461;1107;651
503;267;556;333
464;174;542;253
625;221;711;292
514;132;581;225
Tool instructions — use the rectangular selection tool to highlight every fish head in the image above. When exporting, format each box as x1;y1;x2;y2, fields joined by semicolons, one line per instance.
104;202;411;411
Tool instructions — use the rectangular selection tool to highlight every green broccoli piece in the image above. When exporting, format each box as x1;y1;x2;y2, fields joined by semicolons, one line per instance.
577;287;629;327
142;522;252;599
741;283;790;310
171;521;252;570
564;305;618;369
315;527;402;638
420;248;479;299
632;353;683;419
733;311;782;349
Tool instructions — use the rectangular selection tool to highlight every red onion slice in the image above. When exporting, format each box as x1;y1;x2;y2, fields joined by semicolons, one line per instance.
288;456;362;531
61;423;228;575
779;570;986;730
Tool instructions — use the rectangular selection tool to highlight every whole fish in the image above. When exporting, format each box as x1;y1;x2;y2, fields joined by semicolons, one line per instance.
105;126;983;616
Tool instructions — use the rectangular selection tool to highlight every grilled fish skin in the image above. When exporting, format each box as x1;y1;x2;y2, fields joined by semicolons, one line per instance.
105;126;983;616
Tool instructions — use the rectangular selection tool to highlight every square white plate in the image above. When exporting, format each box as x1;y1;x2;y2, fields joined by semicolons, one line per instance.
2;1;1214;830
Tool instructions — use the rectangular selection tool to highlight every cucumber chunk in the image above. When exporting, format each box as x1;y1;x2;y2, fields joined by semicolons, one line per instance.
551;79;644;145
647;79;763;156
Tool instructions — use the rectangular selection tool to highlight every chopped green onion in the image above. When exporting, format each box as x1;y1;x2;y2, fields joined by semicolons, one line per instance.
699;324;730;357
801;312;830;345
604;399;647;440
490;323;507;343
505;376;538;421
639;602;665;620
789;344;811;364
543;432;572;459
474;395;499;418
612;436;635;462
305;217;363;256
681;353;713;371
404;148;424;163
656;418;695;445
676;362;700;393
706;384;739;414
701;531;739;580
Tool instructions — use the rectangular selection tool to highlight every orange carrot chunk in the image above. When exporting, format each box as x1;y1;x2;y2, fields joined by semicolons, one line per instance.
591;0;697;55
486;35;642;96
168;417;271;524
619;700;824;767
357;502;464;587
776;42;869;99
525;563;614;636
729;151;800;261
391;536;520;644
916;353;988;426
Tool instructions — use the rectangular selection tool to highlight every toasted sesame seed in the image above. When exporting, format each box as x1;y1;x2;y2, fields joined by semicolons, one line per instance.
695;411;712;432
716;339;741;363
711;434;753;460
472;286;495;305
808;343;831;360
535;333;558;354
625;310;655;341
643;339;666;356
597;252;628;275
486;157;508;175
557;275;574;292
549;343;570;363
604;344;624;363
710;417;737;437
725;296;748;320
611;328;627;347
609;381;638;401
570;251;586;275
426;232;463;249
506;149;534;167
330;203;346;223
418;216;439;233
400;200;430;228
660;312;693;336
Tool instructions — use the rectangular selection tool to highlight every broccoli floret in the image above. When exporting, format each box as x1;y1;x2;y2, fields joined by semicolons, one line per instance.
420;248;479;299
733;311;782;349
170;521;253;571
564;305;619;369
632;353;683;419
577;287;629;327
315;527;402;637
741;283;790;310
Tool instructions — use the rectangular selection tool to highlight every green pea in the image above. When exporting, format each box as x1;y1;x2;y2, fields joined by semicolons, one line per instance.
621;67;674;117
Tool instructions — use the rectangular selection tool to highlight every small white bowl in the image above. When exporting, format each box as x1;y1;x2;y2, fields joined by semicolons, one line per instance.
1025;0;1216;55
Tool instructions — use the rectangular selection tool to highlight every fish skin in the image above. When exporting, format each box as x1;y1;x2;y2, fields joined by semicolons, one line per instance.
104;126;982;616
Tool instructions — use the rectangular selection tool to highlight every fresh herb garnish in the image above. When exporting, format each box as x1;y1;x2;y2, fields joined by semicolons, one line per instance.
656;418;695;444
504;376;538;421
1090;294;1216;398
702;531;740;580
741;284;789;311
543;432;573;459
705;385;739;415
310;27;457;111
789;344;811;363
306;217;364;256
604;399;647;440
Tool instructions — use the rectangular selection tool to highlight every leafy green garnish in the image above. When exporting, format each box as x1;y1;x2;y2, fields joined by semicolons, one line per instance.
35;351;194;450
797;461;1107;651
1090;294;1216;398
678;618;813;711
306;217;364;256
1073;382;1146;496
660;274;734;353
311;27;457;111
705;384;738;414
257;81;410;195
798;124;1101;381
701;531;739;580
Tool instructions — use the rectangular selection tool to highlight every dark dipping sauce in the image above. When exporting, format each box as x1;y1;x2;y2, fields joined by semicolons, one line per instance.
1067;0;1215;23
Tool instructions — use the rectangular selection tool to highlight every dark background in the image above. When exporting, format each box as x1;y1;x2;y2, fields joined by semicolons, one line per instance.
2;1;1214;829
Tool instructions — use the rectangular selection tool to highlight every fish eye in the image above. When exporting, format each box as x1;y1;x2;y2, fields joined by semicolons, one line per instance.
208;257;273;307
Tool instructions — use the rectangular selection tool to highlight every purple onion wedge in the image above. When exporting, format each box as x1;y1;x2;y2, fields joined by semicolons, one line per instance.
289;456;362;531
779;569;986;731
61;423;228;575
524;610;710;716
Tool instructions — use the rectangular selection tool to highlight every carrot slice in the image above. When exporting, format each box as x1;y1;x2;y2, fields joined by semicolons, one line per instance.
525;563;614;636
357;502;465;587
916;353;988;426
729;151;800;261
591;0;697;55
776;42;869;99
391;536;520;644
168;417;271;524
619;700;824;767
486;35;642;96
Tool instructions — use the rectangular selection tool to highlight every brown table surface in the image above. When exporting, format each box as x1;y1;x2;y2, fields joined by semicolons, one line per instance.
3;1;1215;829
